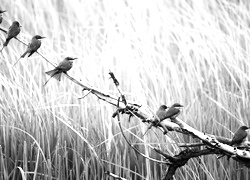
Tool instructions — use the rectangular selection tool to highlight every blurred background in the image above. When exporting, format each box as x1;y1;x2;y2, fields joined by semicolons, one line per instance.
0;0;250;179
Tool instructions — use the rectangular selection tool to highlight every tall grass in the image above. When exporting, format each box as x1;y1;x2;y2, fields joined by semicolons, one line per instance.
0;0;250;179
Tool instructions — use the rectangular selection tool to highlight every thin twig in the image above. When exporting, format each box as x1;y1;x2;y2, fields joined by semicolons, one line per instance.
0;27;7;33
65;73;140;107
78;89;93;99
37;51;57;67
109;71;127;105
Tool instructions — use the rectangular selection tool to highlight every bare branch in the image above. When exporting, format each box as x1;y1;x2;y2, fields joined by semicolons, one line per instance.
162;148;222;180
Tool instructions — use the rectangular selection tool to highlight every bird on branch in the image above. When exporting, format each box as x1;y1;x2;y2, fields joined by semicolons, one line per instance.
155;103;183;122
230;126;249;146
44;57;77;86
143;103;183;135
0;21;21;52
13;35;45;67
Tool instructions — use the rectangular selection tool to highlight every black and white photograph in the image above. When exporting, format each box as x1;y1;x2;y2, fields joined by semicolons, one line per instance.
0;0;250;179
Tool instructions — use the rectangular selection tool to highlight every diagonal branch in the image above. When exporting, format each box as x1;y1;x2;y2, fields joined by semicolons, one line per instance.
163;148;222;180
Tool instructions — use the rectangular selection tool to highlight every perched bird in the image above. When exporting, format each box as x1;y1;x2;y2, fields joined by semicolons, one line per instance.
230;126;249;146
158;103;183;121
141;105;169;136
155;105;169;121
0;10;6;24
0;21;21;52
20;35;45;58
144;103;183;135
13;35;45;67
44;57;77;86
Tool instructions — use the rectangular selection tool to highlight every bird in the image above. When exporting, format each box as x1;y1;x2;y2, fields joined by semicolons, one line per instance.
230;126;249;146
13;35;45;67
156;103;183;121
155;105;169;121
143;103;183;135
44;57;77;86
0;10;6;24
0;21;21;52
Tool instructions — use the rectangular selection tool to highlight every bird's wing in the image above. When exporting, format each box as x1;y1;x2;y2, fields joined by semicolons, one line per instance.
56;60;72;71
165;108;180;118
156;110;167;121
45;69;57;76
231;131;247;144
7;25;20;38
29;39;41;51
56;60;66;68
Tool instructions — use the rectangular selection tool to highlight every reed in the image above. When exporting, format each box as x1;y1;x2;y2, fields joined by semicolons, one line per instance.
0;0;249;179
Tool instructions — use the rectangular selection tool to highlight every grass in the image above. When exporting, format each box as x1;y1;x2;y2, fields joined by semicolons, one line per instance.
0;0;250;179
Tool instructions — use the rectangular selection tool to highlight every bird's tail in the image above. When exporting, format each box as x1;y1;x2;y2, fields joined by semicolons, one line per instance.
28;51;35;57
52;73;62;81
21;51;28;58
0;46;4;53
44;70;62;86
12;51;28;67
3;38;10;47
12;57;22;67
45;69;62;80
44;76;53;86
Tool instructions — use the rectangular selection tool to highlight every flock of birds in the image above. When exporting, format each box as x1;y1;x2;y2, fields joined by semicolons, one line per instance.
155;104;249;146
0;10;77;85
0;10;249;147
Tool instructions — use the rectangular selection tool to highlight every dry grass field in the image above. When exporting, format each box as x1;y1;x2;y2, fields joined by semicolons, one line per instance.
0;0;250;179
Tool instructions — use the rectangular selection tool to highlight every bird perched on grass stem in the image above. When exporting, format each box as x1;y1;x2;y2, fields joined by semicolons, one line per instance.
44;57;77;86
0;21;21;52
0;10;6;24
13;35;45;67
230;126;249;146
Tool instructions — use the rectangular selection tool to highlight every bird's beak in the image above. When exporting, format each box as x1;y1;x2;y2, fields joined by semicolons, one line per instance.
1;10;6;13
41;37;46;39
71;58;78;60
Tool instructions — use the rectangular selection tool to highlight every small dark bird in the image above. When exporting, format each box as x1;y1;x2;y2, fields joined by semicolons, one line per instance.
44;57;77;86
144;103;183;135
0;21;21;52
141;105;169;136
13;35;45;67
20;35;45;58
0;10;6;24
230;126;249;146
157;103;183;121
155;105;169;121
